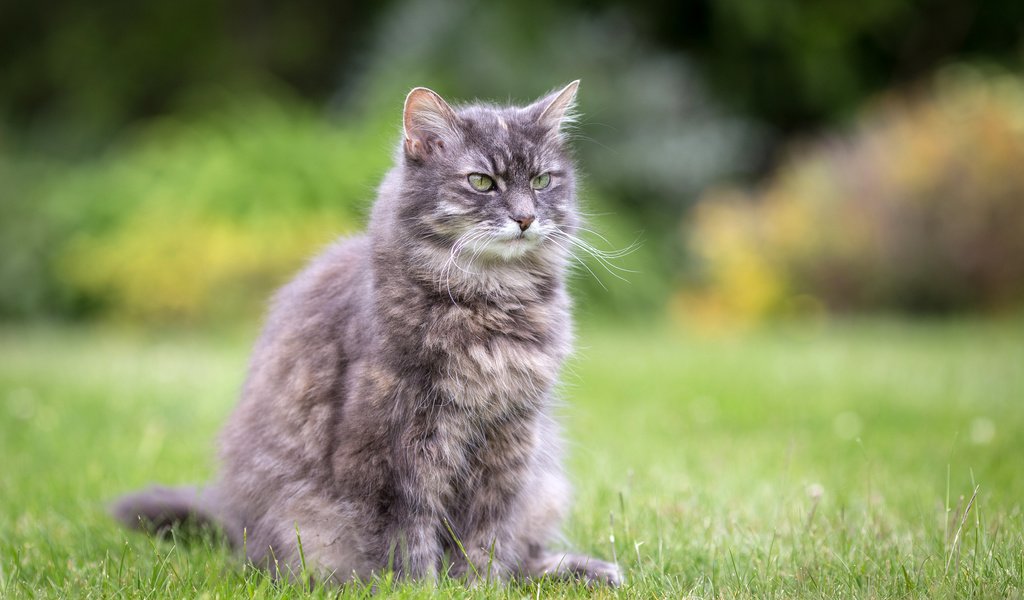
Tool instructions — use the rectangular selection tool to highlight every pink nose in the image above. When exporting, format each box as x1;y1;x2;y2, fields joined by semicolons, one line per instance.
513;215;535;231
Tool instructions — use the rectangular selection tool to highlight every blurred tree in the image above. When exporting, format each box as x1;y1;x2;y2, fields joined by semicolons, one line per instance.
0;0;390;152
633;0;1024;136
683;67;1024;319
2;0;1023;323
3;0;1021;154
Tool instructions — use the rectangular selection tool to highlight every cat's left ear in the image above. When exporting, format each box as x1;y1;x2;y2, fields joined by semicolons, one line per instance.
403;87;461;161
528;80;580;134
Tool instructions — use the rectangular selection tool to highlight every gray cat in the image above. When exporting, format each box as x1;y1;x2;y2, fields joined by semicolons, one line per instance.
113;81;622;587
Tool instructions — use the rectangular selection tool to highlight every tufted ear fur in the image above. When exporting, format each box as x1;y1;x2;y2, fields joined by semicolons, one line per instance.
403;87;461;161
527;80;580;135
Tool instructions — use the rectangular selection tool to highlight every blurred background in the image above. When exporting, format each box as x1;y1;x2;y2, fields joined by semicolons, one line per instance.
1;0;1023;326
3;3;1024;595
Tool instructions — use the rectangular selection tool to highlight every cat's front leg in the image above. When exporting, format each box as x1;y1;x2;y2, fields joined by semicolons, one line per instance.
379;431;454;581
448;525;517;585
448;480;526;583
384;515;441;581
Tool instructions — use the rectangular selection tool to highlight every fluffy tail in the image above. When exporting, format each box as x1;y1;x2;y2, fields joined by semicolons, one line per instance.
112;485;233;544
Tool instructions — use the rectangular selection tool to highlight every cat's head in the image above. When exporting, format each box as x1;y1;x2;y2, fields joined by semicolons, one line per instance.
396;82;580;263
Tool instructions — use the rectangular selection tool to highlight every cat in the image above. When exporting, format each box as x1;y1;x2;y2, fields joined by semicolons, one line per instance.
113;81;622;587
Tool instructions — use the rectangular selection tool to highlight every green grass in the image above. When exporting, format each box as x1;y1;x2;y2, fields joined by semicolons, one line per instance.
1;318;1023;598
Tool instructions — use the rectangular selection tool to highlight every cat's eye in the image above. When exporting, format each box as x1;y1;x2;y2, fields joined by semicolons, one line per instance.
531;173;551;190
467;173;495;192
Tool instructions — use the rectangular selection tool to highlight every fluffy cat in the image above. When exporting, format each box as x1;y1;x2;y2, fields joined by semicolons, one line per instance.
113;81;622;587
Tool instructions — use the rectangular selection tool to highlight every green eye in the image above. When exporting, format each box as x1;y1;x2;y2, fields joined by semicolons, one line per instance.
468;173;494;192
531;173;551;190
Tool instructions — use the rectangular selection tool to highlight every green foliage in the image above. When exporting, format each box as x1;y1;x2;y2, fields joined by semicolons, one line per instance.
5;0;1022;150
0;100;395;322
686;0;1024;130
0;158;71;317
682;67;1024;322
2;319;1023;597
0;0;386;149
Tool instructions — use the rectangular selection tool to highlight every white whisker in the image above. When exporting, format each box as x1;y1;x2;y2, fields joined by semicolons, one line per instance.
549;228;637;282
439;226;494;305
544;235;608;290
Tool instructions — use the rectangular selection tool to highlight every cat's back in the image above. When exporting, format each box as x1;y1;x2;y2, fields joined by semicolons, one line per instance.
255;233;373;369
220;234;373;486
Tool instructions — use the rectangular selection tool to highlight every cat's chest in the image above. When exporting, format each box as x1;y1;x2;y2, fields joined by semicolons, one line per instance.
444;337;557;404
425;304;568;408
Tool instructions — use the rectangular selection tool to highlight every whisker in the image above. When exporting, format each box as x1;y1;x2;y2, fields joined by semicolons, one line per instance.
565;227;642;260
465;231;495;266
545;236;608;290
555;224;642;260
565;224;616;247
549;230;636;281
575;227;643;258
438;227;485;303
441;227;494;304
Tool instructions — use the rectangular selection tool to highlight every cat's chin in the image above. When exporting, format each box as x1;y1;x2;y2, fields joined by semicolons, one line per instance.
476;234;546;262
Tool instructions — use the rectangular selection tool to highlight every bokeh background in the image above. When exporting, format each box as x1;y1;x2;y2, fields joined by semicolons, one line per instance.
4;0;1024;326
2;2;1024;597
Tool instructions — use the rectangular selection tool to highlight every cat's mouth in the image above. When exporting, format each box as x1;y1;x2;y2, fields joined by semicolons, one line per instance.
505;223;543;242
502;229;542;247
468;228;543;261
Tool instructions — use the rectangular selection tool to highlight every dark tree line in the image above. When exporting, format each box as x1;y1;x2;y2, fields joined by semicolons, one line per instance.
1;0;1021;151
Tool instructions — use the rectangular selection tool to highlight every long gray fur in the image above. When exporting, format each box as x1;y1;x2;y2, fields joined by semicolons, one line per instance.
113;81;622;586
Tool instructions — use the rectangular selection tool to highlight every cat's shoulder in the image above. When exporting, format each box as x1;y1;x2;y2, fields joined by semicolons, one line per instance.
293;234;370;288
265;234;372;324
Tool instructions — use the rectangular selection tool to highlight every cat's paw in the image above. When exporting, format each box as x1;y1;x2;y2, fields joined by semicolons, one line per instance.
572;557;623;587
530;552;624;587
464;563;513;588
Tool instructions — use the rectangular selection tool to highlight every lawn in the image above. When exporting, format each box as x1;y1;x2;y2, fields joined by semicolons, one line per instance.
1;318;1022;598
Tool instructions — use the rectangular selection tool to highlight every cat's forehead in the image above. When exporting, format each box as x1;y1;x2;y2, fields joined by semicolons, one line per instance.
455;104;557;173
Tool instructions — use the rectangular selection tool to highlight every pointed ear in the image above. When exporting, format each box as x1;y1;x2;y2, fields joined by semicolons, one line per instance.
529;80;580;134
403;87;460;160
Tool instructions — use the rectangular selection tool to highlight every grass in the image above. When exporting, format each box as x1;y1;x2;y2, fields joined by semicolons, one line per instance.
1;317;1022;598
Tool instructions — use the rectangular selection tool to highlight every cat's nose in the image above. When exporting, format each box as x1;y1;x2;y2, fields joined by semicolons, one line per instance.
512;215;535;231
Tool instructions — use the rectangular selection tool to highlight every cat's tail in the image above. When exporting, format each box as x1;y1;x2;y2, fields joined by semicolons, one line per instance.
111;485;236;545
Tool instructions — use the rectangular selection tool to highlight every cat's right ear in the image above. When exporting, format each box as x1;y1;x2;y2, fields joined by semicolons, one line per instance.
403;87;460;161
528;80;580;136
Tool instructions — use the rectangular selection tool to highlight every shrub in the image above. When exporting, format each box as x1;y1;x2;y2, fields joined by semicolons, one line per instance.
681;66;1024;322
0;157;76;317
3;100;395;322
